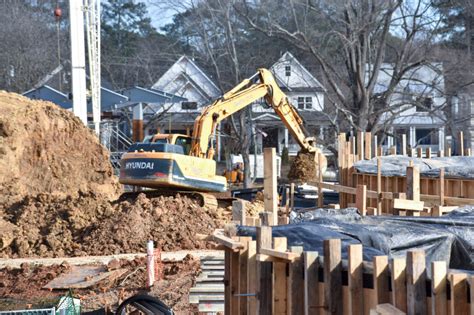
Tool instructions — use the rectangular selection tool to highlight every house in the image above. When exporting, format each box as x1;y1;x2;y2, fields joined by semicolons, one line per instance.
23;85;72;109
374;63;447;153
253;51;328;155
451;88;474;153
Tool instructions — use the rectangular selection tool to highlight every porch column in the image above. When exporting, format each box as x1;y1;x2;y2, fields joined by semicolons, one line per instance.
387;127;394;148
284;128;288;148
438;127;445;152
319;126;324;140
409;126;416;147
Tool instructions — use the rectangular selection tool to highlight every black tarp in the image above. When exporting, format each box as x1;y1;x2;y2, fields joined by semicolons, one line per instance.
237;207;474;272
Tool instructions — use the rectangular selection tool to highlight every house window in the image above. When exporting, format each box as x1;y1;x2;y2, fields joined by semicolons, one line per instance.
416;97;433;112
285;65;291;77
181;101;197;110
297;96;313;110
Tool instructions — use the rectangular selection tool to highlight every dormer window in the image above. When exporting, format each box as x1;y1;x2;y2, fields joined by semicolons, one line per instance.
285;65;291;77
297;96;313;110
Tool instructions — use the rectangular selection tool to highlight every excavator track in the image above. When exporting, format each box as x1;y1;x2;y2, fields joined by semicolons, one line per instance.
119;189;233;212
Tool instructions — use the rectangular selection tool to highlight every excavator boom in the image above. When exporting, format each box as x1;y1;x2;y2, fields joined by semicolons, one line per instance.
119;68;323;192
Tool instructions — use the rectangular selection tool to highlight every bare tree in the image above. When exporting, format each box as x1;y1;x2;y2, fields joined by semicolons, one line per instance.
239;0;442;135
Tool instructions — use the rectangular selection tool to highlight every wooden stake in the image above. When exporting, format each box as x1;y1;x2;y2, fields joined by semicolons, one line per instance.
263;148;278;225
273;237;287;315
324;239;342;315
459;131;464;156
239;237;252;315
417;147;423;158
426;147;432;159
450;273;469;315
348;244;363;315
373;256;390;305
356;185;367;215
406;250;427;315
446;146;452;157
389;146;397;155
365;132;372;159
391;258;407;313
377;158;382;215
247;241;257;314
304;251;319;315
256;226;272;315
318;153;323;208
357;131;364;160
377;146;383;157
431;261;447;315
288;246;304;315
439;168;445;206
406;165;420;201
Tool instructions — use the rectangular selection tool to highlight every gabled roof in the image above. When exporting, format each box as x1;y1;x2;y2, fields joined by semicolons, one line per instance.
152;56;221;100
118;86;186;104
270;52;325;91
23;85;72;109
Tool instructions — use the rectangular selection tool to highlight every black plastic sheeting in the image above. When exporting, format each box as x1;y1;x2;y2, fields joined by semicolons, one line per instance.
237;207;474;272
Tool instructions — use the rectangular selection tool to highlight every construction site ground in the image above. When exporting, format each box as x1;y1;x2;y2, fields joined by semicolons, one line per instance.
0;92;267;313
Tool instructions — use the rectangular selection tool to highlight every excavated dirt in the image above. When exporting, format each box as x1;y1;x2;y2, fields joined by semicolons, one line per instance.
1;192;228;258
0;92;121;208
0;256;200;313
288;150;327;183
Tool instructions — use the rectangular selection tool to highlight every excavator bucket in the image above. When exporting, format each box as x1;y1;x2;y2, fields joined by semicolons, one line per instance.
119;143;227;192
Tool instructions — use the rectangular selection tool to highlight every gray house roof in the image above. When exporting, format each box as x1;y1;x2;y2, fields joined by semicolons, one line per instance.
23;85;72;109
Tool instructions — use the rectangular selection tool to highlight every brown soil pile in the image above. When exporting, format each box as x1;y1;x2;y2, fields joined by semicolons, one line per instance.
0;91;120;208
0;256;200;313
288;150;327;183
1;192;227;258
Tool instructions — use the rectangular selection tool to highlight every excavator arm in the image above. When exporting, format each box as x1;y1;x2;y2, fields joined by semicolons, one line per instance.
190;68;317;159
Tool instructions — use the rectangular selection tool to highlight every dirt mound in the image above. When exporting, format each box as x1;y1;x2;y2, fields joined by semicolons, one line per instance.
288;150;327;183
1;193;228;258
0;91;120;207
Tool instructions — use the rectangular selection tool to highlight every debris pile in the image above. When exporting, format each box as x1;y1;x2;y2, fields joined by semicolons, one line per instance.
288;151;317;182
1;193;226;258
0;91;120;208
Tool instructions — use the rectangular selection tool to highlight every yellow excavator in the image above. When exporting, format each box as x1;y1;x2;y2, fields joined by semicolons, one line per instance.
119;68;325;192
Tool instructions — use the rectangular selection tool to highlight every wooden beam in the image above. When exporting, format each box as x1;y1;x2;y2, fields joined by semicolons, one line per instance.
239;237;252;315
391;258;407;313
439;168;445;206
365;132;372;159
318;153;324;208
426;147;432;159
357;131;364;160
256;226;272;315
273;237;287;315
356;185;367;215
406;250;427;315
259;247;299;262
324;239;342;315
431;261;447;315
372;304;406;315
459;131;464;156
225;248;232;314
231;238;241;315
406;165;420;201
348;244;364;315
373;256;390;305
450;273;469;315
263;147;278;225
212;232;244;250
288;246;304;315
232;200;247;225
393;199;424;211
247;240;257;314
304;251;319;315
377;158;382;214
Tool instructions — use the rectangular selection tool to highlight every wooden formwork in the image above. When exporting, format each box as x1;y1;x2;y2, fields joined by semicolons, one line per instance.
213;225;473;315
335;132;474;216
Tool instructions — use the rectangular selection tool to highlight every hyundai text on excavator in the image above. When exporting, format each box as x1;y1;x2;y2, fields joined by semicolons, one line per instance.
119;68;326;193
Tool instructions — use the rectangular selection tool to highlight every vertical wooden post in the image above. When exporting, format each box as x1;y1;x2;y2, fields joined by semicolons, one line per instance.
377;158;382;215
406;165;420;201
459;131;464;156
230;237;241;315
439;168;445;206
239;237;252;315
401;134;407;156
389;146;397;155
256;226;272;315
365;132;372;159
356;185;367;215
446;146;452;157
406;250;427;315
417;147;423;158
391;258;407;313
348;244;363;315
438;149;444;157
225;248;232;314
377;146;383;157
273;237;287;315
247;240;257;314
450;273;469;315
324;239;342;315
357;131;364;160
304;251;319;315
426;147;432;159
466;148;472;156
373;256;390;305
318;153;324;208
288;246;304;315
431;261;447;315
470;276;474;315
263;148;278;225
232;200;246;225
